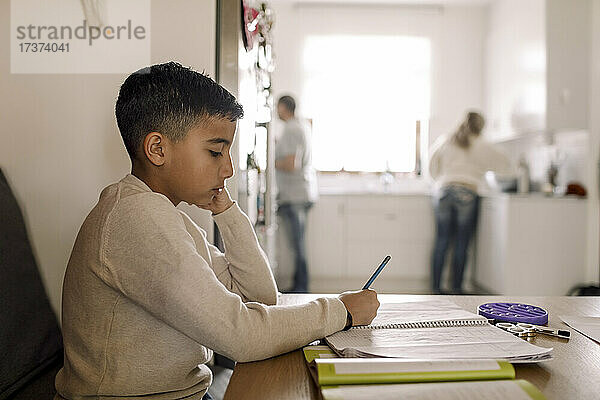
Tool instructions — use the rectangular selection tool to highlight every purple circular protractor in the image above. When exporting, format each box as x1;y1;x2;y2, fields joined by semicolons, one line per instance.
478;302;548;325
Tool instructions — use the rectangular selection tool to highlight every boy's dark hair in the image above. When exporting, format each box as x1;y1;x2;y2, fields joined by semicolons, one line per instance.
115;62;244;160
277;95;296;114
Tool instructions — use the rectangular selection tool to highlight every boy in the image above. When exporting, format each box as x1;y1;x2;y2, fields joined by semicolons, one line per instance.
55;62;379;399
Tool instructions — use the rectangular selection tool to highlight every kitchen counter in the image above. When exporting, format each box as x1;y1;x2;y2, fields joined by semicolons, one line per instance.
475;195;587;295
316;174;432;197
480;192;587;201
318;187;431;196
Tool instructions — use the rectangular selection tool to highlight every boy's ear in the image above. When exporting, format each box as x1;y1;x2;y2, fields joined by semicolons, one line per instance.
142;132;166;166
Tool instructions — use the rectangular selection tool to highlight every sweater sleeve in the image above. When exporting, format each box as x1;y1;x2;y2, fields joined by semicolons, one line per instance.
482;142;514;178
208;203;278;305
101;193;347;362
429;141;443;181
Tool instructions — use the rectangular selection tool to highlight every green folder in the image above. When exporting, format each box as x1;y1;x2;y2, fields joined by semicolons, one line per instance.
303;346;515;386
315;358;515;386
303;346;545;399
304;345;338;363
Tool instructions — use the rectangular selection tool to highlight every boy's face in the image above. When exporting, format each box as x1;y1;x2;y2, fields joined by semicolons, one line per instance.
164;118;236;207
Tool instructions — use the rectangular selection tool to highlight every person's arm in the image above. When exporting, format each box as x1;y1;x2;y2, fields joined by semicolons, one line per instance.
101;193;350;363
275;129;303;172
482;142;515;178
275;154;297;172
428;141;443;180
188;188;276;305
206;203;278;305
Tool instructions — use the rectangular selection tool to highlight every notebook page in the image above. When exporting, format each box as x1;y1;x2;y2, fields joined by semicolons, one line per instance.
321;380;541;400
329;324;512;348
560;315;600;343
367;300;486;328
326;324;552;360
350;341;552;360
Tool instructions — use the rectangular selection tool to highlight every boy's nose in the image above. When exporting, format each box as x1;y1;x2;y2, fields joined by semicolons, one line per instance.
221;155;234;179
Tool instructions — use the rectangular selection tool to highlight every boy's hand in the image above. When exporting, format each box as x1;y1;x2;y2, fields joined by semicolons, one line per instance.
338;289;379;327
200;187;234;215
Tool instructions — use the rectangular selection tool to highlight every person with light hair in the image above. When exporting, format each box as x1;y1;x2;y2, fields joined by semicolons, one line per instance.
429;111;512;294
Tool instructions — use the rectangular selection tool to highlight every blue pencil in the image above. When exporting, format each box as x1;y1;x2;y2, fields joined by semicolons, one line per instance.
362;255;392;290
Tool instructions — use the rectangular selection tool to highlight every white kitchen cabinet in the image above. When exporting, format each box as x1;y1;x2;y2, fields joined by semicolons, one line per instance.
475;195;587;295
546;0;591;132
281;192;588;295
485;0;591;141
346;197;402;278
306;196;346;278
345;196;434;279
275;196;346;289
303;194;434;282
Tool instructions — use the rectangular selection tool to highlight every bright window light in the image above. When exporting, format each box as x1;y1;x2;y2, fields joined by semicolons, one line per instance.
302;35;431;172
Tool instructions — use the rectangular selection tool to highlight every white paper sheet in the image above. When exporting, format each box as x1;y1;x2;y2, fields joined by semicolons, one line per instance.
347;341;552;360
329;324;517;349
326;301;552;361
321;380;538;400
317;358;501;374
560;315;600;344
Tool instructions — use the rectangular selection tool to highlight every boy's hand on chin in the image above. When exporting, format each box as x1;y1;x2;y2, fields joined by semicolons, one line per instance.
200;187;234;215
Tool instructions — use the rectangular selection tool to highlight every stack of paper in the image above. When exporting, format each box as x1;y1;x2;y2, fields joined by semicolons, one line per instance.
303;346;546;399
304;347;515;386
320;379;546;400
325;300;553;362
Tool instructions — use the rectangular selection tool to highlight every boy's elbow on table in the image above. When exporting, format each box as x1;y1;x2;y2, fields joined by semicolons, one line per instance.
260;289;279;306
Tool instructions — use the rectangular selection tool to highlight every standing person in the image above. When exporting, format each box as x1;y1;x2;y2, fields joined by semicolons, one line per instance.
275;95;318;293
429;111;512;294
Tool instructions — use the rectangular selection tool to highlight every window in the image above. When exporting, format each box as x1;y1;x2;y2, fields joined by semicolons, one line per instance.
302;35;431;172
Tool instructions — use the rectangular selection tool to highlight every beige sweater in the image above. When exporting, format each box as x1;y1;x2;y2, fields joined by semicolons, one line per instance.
429;135;513;193
55;174;346;399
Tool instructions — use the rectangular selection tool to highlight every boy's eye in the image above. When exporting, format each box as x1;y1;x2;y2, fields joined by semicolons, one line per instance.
209;150;223;157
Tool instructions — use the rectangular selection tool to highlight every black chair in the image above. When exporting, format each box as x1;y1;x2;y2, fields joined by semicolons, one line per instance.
567;284;600;296
0;169;63;400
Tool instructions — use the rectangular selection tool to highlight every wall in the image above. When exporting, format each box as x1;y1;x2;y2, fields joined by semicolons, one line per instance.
486;0;598;284
484;0;546;140
269;1;486;147
587;0;600;283
0;0;217;316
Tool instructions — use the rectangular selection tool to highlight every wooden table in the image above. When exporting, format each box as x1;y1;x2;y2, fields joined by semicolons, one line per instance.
224;294;600;400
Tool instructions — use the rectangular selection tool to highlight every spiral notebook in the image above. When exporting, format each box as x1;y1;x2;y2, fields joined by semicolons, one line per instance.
325;300;552;362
